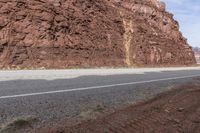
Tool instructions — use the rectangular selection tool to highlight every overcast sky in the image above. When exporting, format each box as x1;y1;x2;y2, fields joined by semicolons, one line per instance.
163;0;200;47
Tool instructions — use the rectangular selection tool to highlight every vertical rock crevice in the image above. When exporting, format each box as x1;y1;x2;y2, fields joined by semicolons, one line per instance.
120;12;134;66
122;19;133;66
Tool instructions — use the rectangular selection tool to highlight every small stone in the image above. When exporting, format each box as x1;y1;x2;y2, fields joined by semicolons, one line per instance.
164;109;170;113
177;108;184;112
173;119;180;124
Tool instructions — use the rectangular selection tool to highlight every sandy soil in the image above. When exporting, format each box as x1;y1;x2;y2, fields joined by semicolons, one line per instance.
38;77;200;133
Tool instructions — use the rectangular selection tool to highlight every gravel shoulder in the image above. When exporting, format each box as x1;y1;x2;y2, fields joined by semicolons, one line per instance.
37;77;200;133
0;67;199;81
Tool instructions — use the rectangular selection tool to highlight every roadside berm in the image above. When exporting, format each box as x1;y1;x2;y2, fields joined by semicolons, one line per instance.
39;77;200;133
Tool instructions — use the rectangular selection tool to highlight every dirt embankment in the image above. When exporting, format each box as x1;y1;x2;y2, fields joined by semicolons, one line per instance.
0;0;196;69
39;78;200;133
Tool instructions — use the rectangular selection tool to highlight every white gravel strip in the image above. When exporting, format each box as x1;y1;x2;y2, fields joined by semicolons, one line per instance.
0;67;199;81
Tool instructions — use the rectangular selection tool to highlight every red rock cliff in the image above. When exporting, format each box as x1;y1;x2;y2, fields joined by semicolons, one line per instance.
0;0;196;68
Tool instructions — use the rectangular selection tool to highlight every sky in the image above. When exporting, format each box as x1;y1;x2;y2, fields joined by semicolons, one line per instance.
163;0;200;47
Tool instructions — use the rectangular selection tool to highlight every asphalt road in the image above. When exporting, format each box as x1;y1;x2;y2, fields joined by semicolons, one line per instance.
0;67;200;128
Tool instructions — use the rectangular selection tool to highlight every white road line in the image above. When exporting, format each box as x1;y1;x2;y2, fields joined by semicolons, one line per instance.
0;74;200;100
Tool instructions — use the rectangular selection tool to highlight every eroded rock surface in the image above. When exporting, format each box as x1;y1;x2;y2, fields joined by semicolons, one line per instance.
0;0;196;68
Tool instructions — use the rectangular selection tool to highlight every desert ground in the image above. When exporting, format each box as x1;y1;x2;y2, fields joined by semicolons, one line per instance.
39;77;200;133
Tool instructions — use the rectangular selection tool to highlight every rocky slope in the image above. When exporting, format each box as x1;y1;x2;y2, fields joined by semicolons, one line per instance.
0;0;196;68
193;47;200;63
193;47;200;56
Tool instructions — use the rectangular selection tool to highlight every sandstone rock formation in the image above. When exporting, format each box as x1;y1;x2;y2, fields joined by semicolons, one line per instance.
193;47;200;56
0;0;196;68
193;47;200;63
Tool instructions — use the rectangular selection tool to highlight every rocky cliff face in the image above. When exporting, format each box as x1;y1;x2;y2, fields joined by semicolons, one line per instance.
193;47;200;56
0;0;196;68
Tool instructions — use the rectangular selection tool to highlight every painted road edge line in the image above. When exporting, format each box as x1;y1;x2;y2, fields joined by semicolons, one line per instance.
0;74;200;99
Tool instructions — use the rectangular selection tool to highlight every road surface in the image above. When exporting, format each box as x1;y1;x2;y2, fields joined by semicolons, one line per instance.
0;67;200;128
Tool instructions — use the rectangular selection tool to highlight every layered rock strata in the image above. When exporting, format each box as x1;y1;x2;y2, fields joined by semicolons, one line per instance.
0;0;196;68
